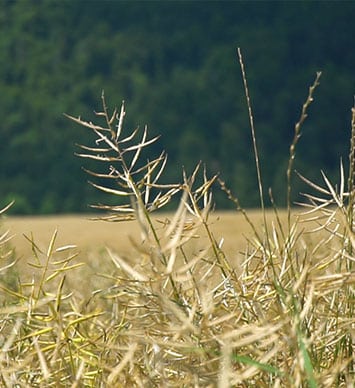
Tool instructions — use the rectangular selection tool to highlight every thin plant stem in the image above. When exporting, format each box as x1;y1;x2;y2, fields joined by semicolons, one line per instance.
237;48;265;218
347;103;355;244
237;48;273;266
286;72;321;231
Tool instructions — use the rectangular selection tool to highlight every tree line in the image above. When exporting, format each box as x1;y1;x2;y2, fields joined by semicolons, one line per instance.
0;1;354;213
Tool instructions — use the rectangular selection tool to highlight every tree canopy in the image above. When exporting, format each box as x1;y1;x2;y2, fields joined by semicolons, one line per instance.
0;1;354;213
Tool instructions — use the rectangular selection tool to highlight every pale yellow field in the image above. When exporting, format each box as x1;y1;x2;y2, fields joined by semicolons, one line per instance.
0;210;296;292
2;210;290;262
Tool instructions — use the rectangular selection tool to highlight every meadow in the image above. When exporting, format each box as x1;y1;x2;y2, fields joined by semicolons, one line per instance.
0;57;353;386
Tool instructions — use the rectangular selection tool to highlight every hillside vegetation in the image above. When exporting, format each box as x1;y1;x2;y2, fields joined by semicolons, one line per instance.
0;2;354;213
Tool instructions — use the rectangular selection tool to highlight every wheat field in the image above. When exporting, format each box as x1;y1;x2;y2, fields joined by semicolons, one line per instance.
3;210;283;264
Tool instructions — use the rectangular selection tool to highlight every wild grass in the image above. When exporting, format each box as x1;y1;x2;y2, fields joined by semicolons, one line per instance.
0;52;354;386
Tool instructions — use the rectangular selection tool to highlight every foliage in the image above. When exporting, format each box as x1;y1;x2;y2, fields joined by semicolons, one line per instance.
0;68;354;385
0;2;355;213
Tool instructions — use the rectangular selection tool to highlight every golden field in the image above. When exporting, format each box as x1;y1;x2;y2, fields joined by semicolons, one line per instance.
3;210;287;264
1;209;294;294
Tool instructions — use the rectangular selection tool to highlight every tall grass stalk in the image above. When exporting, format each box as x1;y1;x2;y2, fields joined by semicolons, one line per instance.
237;49;268;234
286;71;321;231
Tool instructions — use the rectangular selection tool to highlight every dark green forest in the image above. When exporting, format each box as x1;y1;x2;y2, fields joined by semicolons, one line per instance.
0;1;354;214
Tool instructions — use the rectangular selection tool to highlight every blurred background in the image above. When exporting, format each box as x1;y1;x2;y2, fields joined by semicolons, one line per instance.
0;0;354;214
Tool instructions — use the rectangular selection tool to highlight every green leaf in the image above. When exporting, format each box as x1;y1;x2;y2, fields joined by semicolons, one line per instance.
233;354;284;377
298;335;317;388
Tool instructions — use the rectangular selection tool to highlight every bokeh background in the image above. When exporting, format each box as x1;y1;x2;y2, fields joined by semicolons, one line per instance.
0;1;354;214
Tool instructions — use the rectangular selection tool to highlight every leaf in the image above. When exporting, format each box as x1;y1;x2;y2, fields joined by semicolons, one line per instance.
298;335;317;388
233;355;284;377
